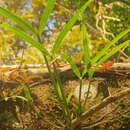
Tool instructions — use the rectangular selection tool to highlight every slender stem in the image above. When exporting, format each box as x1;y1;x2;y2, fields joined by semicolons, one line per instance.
83;77;92;107
37;35;71;127
52;62;71;126
83;69;94;107
42;53;63;103
43;55;52;75
37;35;53;79
43;53;69;120
78;78;83;116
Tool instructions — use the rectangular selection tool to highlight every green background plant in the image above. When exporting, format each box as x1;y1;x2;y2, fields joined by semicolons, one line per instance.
0;0;129;129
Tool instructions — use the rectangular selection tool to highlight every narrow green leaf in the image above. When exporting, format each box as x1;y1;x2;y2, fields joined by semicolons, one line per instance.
96;40;130;68
62;54;81;78
15;96;28;102
88;68;95;78
52;0;94;54
73;103;79;110
82;24;91;65
0;7;36;35
56;81;63;100
22;84;32;102
92;28;130;64
66;92;73;105
39;0;56;35
82;68;88;77
1;23;49;56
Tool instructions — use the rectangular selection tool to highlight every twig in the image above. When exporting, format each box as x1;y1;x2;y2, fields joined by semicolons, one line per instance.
70;88;130;129
82;118;112;129
82;103;120;128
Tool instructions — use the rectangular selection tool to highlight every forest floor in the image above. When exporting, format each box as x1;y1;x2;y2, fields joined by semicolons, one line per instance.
0;71;130;130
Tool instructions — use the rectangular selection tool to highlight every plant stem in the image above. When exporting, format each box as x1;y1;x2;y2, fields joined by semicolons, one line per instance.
43;53;71;124
78;78;83;116
52;62;71;126
83;77;92;107
37;35;71;127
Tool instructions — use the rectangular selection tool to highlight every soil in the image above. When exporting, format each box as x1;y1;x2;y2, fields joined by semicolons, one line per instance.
0;72;130;130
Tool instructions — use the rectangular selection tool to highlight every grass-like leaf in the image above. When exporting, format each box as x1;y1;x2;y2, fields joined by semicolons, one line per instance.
0;7;36;35
39;0;56;35
56;81;63;100
66;92;73;105
82;68;88;77
1;23;49;56
92;28;130;64
52;0;94;54
21;84;32;102
82;24;91;65
62;54;81;78
96;40;130;68
15;96;28;102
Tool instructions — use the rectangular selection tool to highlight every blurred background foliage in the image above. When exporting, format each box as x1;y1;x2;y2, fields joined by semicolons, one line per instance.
0;0;130;65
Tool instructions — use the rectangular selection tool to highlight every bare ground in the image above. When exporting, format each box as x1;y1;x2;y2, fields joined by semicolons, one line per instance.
0;75;130;130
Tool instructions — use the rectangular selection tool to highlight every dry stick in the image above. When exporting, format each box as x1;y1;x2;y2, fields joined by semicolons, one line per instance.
83;119;112;129
82;103;120;129
71;88;130;129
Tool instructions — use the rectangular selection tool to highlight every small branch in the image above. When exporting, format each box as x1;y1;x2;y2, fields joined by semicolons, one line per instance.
82;103;120;128
112;63;130;69
82;118;112;129
103;15;120;21
71;88;130;129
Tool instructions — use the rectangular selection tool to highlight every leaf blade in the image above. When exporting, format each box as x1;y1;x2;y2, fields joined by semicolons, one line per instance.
52;0;94;54
66;91;73;105
39;0;56;35
62;54;81;78
96;40;130;68
0;7;36;35
1;23;49;56
92;28;130;64
21;84;32;102
82;24;91;65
